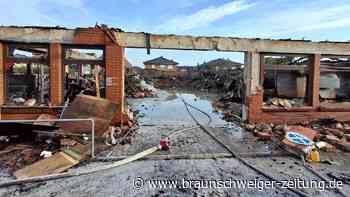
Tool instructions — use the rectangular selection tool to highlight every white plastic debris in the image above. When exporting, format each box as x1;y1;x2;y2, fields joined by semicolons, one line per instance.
0;136;9;142
82;133;89;141
13;97;25;104
40;150;52;158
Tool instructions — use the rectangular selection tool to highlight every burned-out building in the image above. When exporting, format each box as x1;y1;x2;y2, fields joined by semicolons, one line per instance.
0;26;125;123
1;26;350;124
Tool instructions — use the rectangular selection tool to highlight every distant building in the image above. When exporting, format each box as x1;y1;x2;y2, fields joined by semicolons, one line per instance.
143;56;179;77
198;58;243;71
144;56;179;72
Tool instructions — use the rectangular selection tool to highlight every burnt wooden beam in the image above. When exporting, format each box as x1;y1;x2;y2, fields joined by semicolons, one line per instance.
310;54;320;108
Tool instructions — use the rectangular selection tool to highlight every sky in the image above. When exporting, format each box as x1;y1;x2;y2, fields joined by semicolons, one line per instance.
0;0;350;67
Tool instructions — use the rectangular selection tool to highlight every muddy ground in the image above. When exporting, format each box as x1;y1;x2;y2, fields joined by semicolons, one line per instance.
0;90;349;197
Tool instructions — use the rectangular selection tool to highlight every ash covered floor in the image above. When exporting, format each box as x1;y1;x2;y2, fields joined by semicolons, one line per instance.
0;90;349;197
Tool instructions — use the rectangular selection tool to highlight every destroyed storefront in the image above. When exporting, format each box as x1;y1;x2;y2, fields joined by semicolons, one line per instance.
246;52;350;124
0;26;125;122
1;26;350;124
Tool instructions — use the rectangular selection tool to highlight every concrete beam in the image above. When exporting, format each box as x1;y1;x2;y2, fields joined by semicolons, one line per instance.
0;27;350;55
115;32;350;55
0;27;75;43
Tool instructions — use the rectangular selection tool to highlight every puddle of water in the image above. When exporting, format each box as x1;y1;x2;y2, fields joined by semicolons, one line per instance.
129;90;242;135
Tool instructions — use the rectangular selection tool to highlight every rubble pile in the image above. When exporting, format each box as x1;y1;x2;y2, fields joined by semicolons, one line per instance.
0;144;51;171
144;69;243;96
190;69;243;94
0;95;137;176
212;97;241;122
243;118;350;161
151;77;184;89
125;75;157;98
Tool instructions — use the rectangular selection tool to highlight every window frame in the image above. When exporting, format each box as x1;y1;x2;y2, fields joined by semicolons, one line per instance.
3;42;50;107
62;45;106;99
318;54;350;111
260;52;315;111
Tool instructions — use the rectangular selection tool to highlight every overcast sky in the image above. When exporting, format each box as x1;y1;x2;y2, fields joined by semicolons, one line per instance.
1;0;349;66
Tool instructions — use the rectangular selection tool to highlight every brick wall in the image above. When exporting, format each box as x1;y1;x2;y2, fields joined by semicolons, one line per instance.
73;27;126;123
105;45;125;122
73;28;108;45
50;43;63;105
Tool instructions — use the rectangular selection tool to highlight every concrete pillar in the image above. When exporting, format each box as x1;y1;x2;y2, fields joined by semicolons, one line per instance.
0;42;4;106
244;51;260;97
105;45;125;123
243;51;261;121
50;43;63;105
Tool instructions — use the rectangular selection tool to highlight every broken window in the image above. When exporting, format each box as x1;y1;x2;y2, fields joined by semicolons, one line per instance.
63;46;105;102
5;44;50;106
320;55;350;108
261;54;312;109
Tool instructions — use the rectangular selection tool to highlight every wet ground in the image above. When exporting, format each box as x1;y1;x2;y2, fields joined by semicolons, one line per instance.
0;90;349;197
131;90;228;126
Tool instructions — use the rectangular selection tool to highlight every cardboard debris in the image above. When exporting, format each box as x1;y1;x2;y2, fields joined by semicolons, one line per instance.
14;142;90;179
14;151;79;179
13;95;118;178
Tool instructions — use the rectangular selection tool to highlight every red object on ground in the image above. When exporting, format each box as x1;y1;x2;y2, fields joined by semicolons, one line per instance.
159;138;170;150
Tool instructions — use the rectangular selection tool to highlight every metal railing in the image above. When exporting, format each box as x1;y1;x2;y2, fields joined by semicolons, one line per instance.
0;118;96;158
